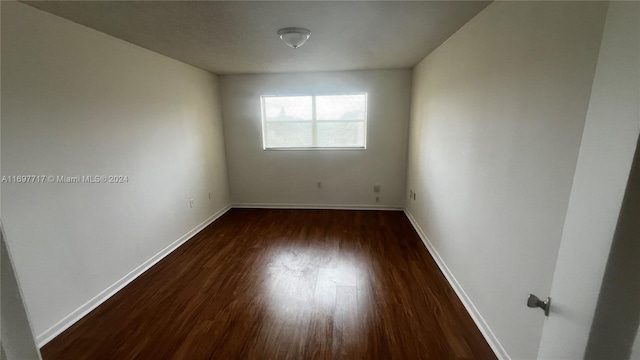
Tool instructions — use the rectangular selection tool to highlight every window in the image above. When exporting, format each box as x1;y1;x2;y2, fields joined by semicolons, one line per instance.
261;93;367;149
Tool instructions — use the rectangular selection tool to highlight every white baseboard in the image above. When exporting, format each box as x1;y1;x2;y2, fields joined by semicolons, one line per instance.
403;210;510;360
36;204;232;347
232;203;403;211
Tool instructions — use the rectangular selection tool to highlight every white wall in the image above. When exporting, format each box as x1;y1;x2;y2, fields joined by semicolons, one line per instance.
405;2;607;359
220;70;410;208
540;3;640;358
1;1;230;344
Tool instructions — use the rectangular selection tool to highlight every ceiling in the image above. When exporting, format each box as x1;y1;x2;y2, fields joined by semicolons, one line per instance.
24;1;491;75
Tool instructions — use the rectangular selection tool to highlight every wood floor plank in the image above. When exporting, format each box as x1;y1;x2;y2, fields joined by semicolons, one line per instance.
41;209;497;359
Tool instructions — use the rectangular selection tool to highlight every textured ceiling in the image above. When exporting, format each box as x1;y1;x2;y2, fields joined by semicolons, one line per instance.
24;1;491;75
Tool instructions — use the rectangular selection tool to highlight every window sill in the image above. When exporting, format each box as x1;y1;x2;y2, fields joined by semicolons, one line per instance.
263;147;366;151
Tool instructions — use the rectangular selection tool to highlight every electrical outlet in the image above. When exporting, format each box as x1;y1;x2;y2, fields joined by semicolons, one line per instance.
375;195;380;203
208;192;212;200
373;185;381;193
317;181;322;189
189;198;194;208
413;192;417;200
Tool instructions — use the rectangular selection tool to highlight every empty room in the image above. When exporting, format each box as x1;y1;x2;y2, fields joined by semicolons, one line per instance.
1;1;639;359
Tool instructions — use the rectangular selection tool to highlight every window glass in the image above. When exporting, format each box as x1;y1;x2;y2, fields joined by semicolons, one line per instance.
316;94;366;121
262;94;366;149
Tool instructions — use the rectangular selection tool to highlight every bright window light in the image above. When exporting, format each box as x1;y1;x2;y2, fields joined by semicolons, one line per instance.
261;93;367;150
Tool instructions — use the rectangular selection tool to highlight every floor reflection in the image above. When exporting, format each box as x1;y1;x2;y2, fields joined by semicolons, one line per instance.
263;244;368;350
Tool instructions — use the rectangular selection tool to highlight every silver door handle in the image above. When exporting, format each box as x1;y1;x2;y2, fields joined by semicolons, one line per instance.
527;294;551;316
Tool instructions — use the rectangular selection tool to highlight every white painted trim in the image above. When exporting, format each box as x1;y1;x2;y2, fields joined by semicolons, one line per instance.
403;209;511;360
36;204;232;347
2;222;44;360
232;203;403;211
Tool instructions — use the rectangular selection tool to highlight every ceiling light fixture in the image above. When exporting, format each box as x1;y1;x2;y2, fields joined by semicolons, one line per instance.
277;27;311;49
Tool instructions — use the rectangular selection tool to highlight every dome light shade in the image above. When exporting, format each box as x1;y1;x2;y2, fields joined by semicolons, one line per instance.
278;27;311;49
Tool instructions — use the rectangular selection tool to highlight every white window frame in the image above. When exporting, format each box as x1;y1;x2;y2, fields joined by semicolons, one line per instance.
260;93;367;150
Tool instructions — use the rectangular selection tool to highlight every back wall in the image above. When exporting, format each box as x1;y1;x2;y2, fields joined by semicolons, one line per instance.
220;70;411;208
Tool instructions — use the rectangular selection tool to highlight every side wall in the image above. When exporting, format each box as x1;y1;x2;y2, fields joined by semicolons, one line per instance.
1;2;230;344
220;70;411;208
405;2;607;358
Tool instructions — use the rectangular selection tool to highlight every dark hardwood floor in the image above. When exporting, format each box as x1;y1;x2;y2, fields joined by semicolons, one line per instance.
41;209;496;359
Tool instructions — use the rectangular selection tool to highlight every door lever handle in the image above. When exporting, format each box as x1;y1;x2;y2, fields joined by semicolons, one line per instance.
527;294;550;316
